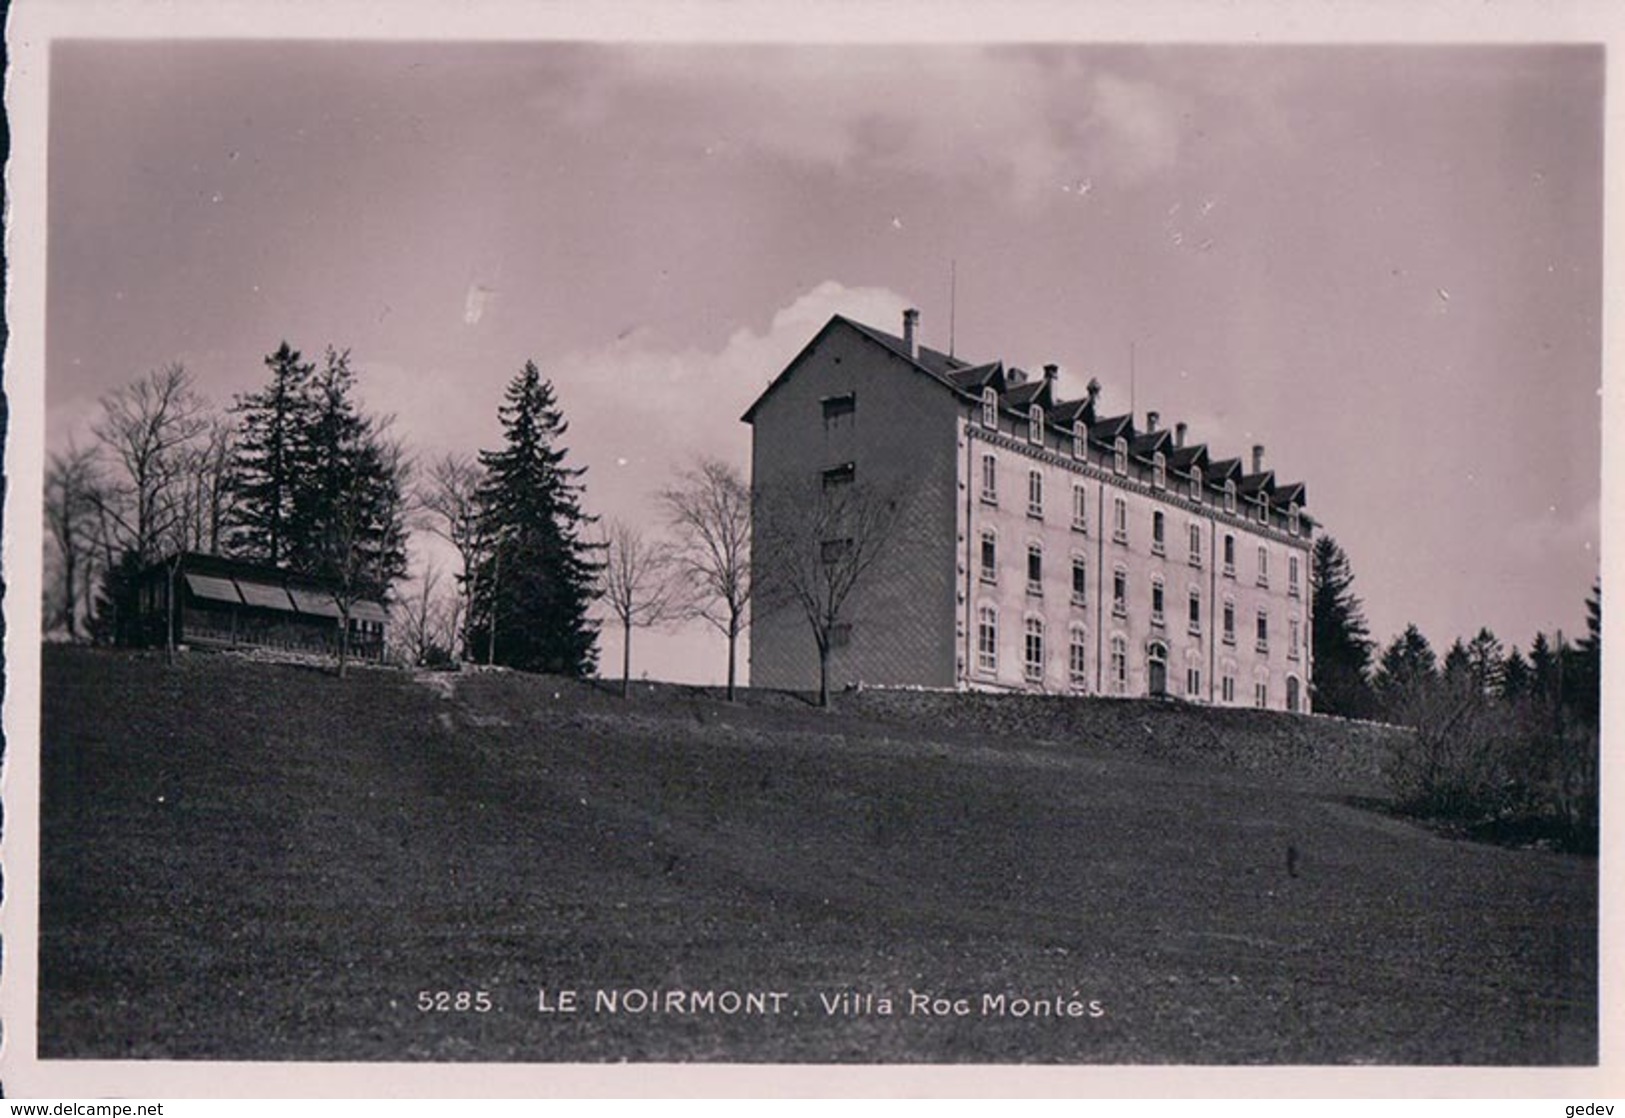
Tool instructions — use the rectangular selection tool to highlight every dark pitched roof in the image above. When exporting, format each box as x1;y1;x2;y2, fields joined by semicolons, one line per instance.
1168;444;1209;471
945;361;1004;391
1090;414;1133;443
1205;457;1243;483
1049;397;1095;426
1130;430;1173;457
1002;379;1048;408
1272;481;1307;507
1238;472;1276;498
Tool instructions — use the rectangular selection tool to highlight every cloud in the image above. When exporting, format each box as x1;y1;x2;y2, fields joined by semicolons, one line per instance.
584;47;1192;200
372;279;911;520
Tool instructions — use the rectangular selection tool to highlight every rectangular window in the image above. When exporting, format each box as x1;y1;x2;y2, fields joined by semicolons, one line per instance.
1188;523;1202;566
1289;505;1302;536
1114;439;1129;476
1289;554;1301;597
1256;610;1269;652
1113;497;1128;543
977;606;998;672
1024;618;1045;681
1028;470;1044;518
1111;637;1128;694
821;462;855;491
1223;600;1236;644
1223;534;1236;576
1255;681;1268;708
1186;666;1202;697
982;389;999;429
1152;454;1167;490
1188;589;1202;634
1190;469;1203;504
1069;630;1088;688
1222;674;1236;703
1071;557;1088;606
1290;617;1301;660
1027;544;1043;595
1257;546;1270;587
1151;579;1165;626
979;531;997;583
1072;423;1088;460
1152;511;1166;555
1028;406;1045;445
981;453;998;504
1257;499;1270;527
1112;569;1128;617
1072;484;1089;532
821;393;856;428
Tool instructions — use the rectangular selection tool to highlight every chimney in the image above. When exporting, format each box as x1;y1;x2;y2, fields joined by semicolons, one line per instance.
1043;363;1059;385
902;308;920;359
1146;410;1160;434
1175;421;1187;448
1252;444;1265;474
1086;377;1101;405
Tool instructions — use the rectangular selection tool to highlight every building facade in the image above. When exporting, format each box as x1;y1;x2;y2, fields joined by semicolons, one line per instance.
743;310;1315;712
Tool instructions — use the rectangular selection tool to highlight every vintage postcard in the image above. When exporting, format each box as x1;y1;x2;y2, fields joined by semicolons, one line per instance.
3;0;1621;1099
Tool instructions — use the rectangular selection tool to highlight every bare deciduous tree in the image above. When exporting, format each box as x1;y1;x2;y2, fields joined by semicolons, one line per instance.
753;475;907;709
397;560;463;668
91;363;210;567
89;364;210;658
417;452;488;662
43;443;103;639
599;518;677;698
660;457;752;701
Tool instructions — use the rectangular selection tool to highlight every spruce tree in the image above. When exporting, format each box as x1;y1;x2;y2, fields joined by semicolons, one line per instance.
229;342;316;565
1310;535;1376;717
468;362;602;675
1373;623;1437;711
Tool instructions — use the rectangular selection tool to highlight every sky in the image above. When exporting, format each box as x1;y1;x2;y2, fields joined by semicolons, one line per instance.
44;39;1604;684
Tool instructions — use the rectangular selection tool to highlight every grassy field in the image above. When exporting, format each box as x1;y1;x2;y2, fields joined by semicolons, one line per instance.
38;645;1596;1064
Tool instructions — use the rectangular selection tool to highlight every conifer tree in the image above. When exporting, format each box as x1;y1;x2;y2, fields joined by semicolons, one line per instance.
1500;646;1530;701
229;342;316;565
467;362;602;675
1310;535;1376;717
1373;622;1437;710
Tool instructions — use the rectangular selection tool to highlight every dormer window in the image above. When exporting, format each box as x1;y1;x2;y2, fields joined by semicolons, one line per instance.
1028;405;1045;445
1114;437;1129;476
1224;480;1237;514
1072;421;1087;461
1288;502;1301;536
1256;498;1270;527
1152;452;1167;490
981;387;999;429
1189;466;1203;504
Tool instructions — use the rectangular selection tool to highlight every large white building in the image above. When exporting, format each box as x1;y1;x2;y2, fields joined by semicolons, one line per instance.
743;309;1315;712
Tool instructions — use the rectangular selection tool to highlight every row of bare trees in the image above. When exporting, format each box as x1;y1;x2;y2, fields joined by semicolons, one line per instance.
591;462;906;707
45;364;235;650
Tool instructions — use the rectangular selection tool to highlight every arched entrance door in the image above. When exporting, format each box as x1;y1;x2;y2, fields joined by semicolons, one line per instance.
1287;675;1301;713
1147;641;1168;698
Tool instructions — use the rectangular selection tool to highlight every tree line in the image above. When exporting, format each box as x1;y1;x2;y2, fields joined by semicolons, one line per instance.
1311;536;1600;849
47;346;782;693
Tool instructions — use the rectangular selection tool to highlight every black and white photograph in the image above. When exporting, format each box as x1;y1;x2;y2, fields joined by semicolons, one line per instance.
2;0;1620;1099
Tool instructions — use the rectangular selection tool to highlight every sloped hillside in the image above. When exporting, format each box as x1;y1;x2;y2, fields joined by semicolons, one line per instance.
37;646;1595;1064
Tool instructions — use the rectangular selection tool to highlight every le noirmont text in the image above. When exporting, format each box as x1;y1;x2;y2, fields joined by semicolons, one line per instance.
537;988;1106;1019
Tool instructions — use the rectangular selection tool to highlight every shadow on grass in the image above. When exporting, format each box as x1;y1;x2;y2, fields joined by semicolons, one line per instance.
1340;793;1598;856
